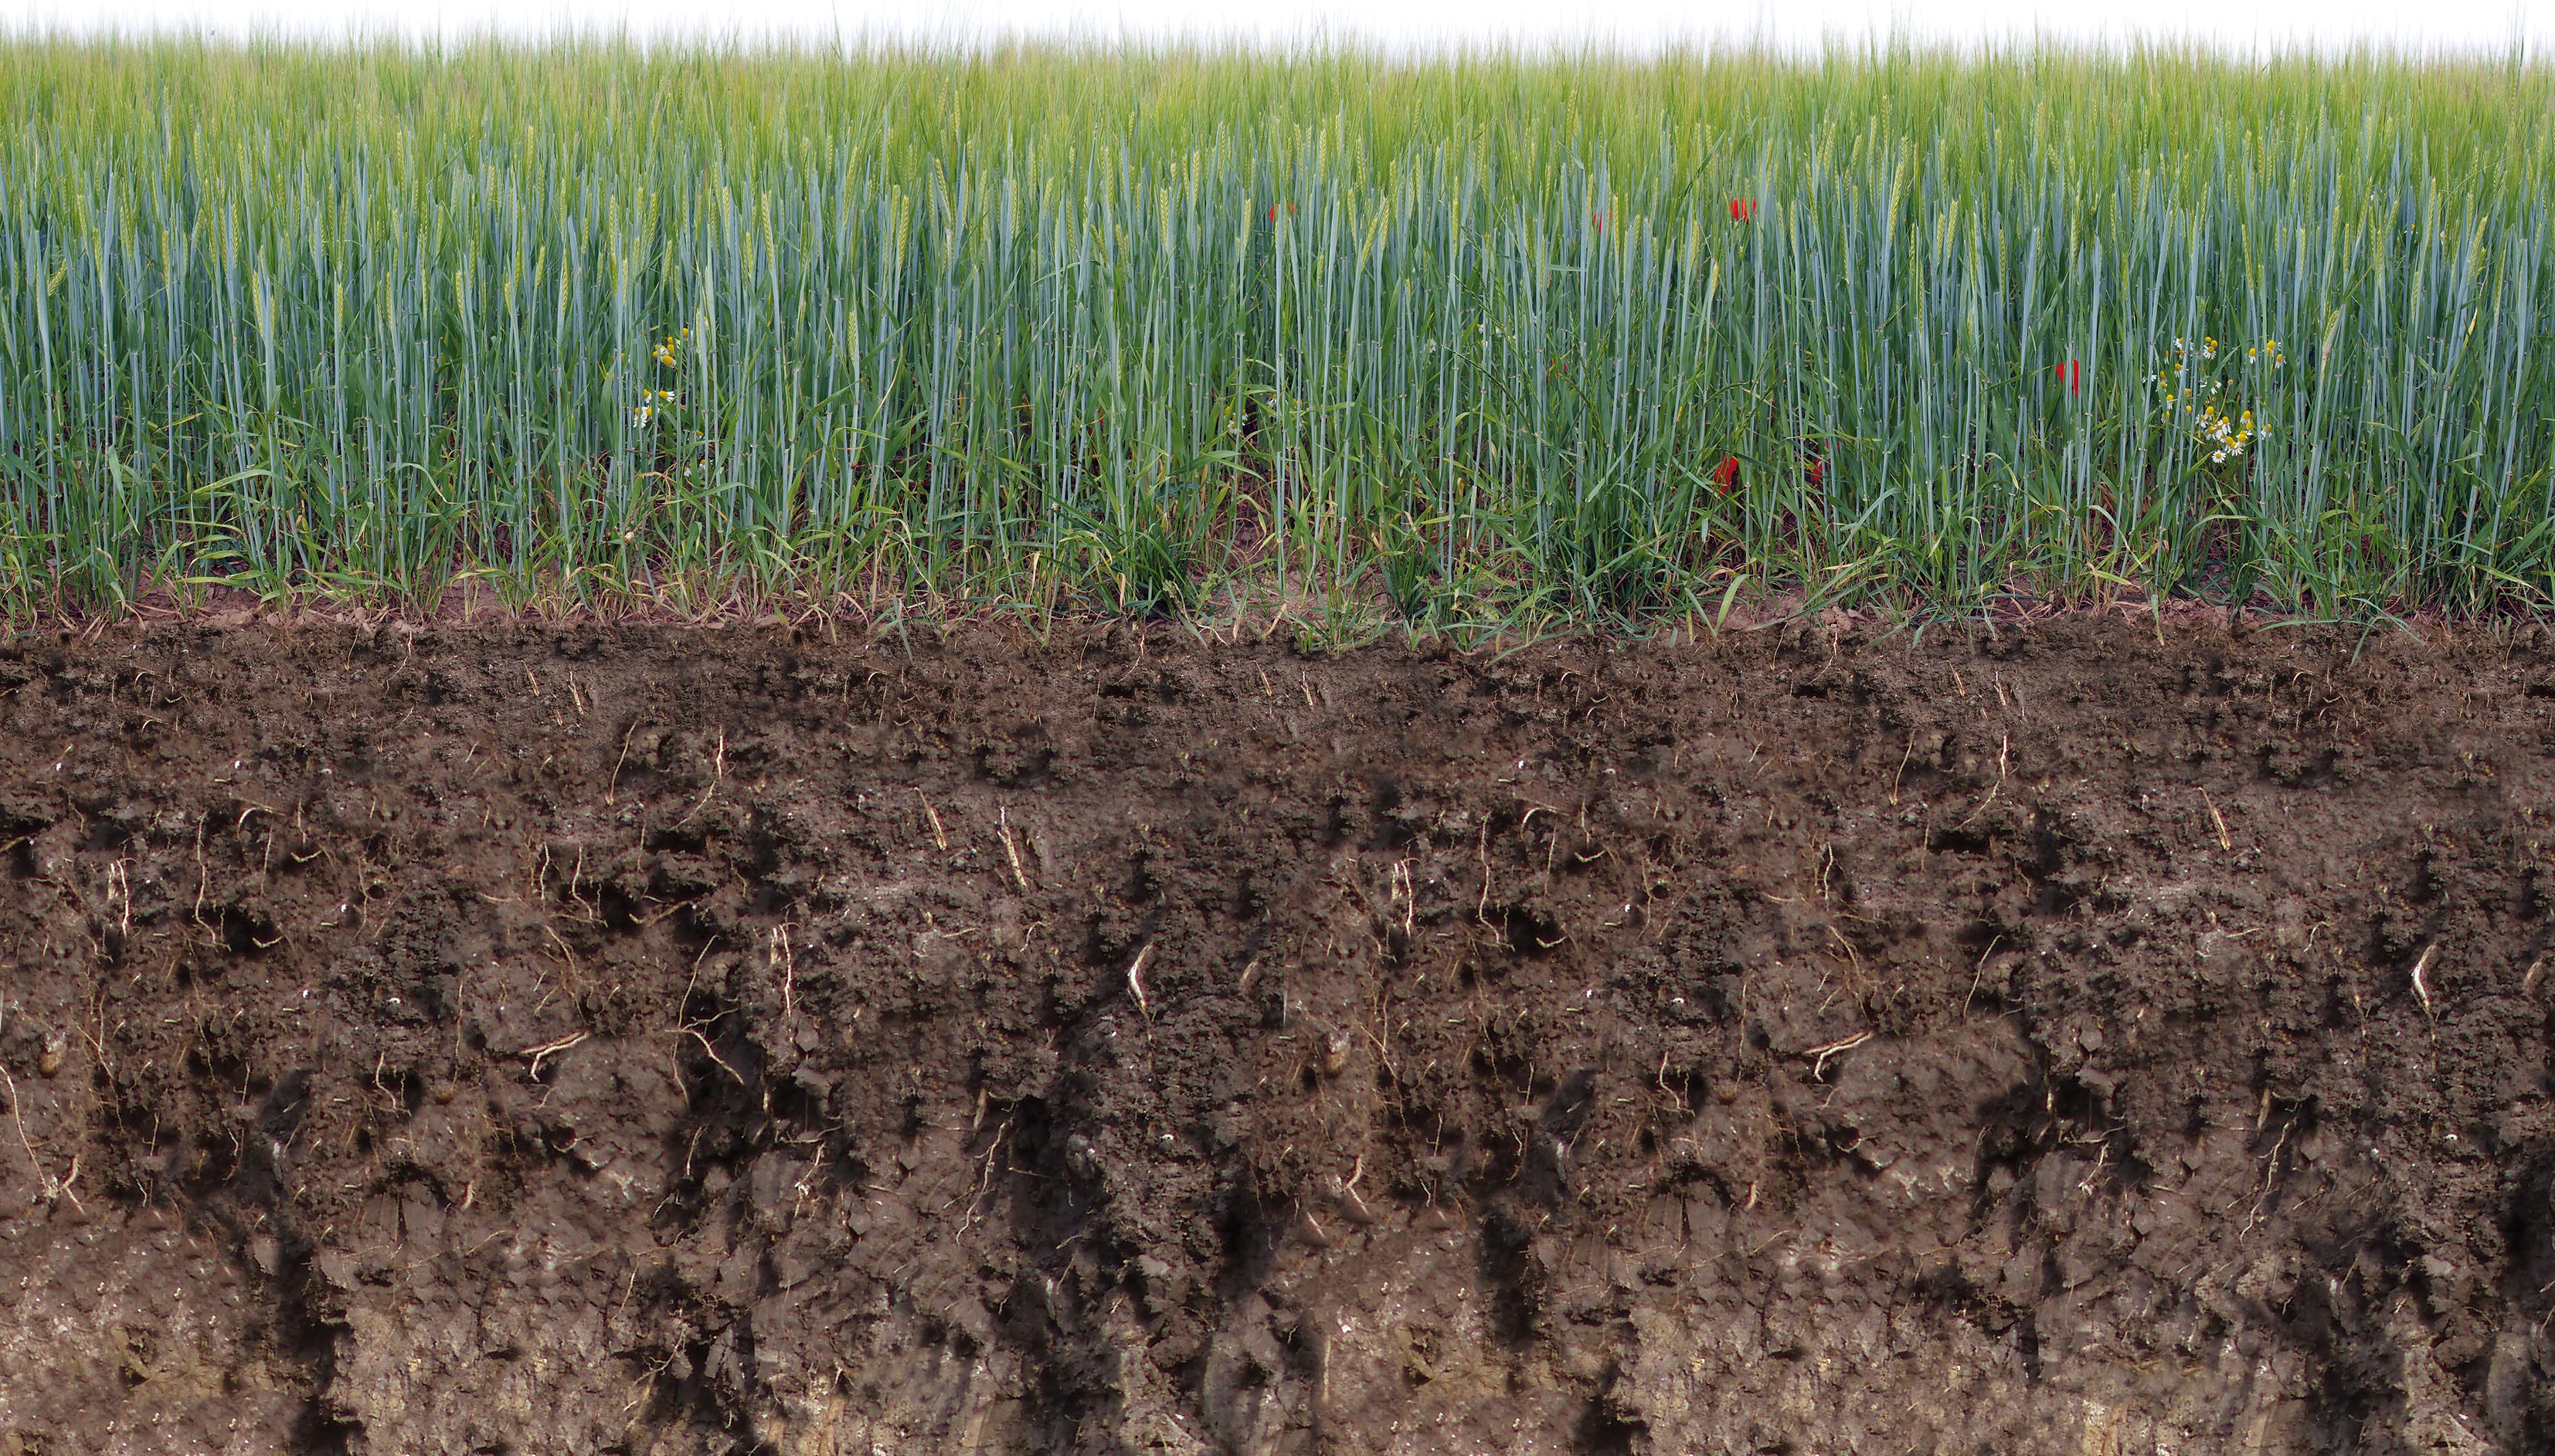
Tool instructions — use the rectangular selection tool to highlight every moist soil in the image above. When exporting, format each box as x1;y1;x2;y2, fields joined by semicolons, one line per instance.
5;615;2555;1454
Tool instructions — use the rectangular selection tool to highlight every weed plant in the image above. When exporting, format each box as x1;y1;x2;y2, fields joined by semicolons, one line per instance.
2;38;2550;625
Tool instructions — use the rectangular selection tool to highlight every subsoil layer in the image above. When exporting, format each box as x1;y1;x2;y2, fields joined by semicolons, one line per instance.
6;616;2555;1454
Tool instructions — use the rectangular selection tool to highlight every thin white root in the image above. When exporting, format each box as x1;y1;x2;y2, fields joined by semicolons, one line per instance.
1336;1156;1374;1223
683;1028;745;1084
1806;1030;1873;1080
0;1063;84;1214
525;1030;589;1079
998;807;1030;891
1126;943;1153;1018
2201;788;2232;851
674;728;725;828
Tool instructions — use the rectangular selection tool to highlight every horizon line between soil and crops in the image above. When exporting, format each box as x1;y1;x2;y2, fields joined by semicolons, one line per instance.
2;38;2552;627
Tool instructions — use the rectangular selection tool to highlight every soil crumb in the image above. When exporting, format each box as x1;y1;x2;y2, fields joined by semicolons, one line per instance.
5;616;2555;1454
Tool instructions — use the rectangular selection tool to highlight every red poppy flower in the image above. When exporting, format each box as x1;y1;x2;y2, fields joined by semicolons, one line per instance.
2055;359;2081;394
1728;199;1758;223
1711;455;1741;491
1804;456;1826;487
1592;212;1607;232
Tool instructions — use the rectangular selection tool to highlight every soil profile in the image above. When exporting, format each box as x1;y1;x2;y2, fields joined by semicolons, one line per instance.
5;614;2555;1454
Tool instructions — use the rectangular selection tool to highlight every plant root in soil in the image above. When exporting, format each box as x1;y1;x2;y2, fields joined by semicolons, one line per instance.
3;616;2555;1453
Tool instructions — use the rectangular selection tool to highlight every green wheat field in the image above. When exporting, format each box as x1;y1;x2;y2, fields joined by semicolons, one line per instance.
2;39;2550;626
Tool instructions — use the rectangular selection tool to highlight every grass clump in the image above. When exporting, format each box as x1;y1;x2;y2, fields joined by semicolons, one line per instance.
2;37;2552;624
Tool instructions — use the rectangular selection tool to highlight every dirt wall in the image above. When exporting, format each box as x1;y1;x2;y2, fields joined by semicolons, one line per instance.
5;615;2555;1454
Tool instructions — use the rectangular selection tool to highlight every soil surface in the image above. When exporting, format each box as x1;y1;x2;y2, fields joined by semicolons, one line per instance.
5;615;2555;1454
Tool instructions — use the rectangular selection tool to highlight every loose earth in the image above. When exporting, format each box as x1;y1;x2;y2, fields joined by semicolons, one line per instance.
2;616;2552;1454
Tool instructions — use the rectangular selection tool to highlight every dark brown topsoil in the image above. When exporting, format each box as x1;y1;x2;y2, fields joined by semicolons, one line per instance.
5;615;2555;1454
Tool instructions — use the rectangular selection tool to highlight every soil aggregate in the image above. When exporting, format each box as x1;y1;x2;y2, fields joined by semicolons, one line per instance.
6;614;2555;1453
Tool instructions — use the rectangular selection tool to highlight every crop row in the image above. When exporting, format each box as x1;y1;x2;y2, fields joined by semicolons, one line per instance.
2;41;2550;621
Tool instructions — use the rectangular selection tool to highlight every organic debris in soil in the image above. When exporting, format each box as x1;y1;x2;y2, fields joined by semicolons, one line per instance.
3;617;2555;1454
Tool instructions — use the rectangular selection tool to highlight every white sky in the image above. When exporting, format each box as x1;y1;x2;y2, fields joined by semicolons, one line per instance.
6;0;2549;54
